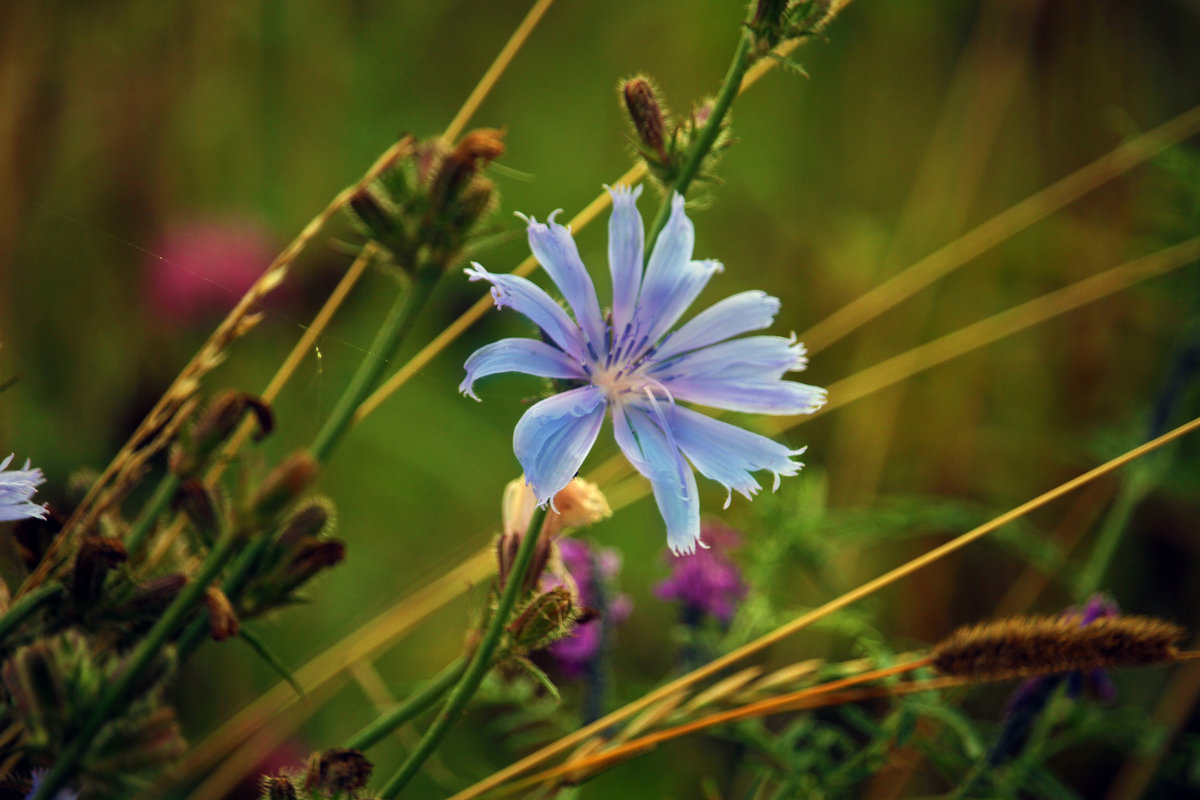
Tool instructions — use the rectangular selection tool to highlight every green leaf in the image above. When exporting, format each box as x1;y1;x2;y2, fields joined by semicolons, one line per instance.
238;626;306;700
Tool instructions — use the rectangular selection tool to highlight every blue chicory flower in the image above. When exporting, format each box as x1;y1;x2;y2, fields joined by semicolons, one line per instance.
0;454;48;523
460;186;825;554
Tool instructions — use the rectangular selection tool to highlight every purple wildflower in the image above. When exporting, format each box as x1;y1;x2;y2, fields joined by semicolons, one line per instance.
0;454;48;523
541;538;630;676
654;521;747;623
460;186;825;554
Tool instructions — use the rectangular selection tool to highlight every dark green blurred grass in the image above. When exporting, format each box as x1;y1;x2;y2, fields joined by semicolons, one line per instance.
3;1;1200;796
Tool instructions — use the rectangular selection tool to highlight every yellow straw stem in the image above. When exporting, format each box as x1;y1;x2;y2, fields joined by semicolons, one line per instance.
800;103;1200;354
449;414;1200;800
443;0;558;142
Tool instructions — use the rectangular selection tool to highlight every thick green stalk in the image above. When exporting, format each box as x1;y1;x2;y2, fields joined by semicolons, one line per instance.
378;506;548;797
0;583;64;649
643;30;755;255
345;656;468;751
310;266;442;464
31;527;243;800
124;471;181;559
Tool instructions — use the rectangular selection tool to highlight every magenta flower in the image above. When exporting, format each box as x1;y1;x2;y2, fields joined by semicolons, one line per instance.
541;538;630;675
145;219;274;323
654;522;746;623
461;186;825;553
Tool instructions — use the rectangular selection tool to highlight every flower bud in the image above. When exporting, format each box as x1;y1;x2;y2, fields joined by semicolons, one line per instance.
70;536;128;607
276;498;335;551
172;391;273;477
507;586;577;653
304;748;373;794
117;573;189;618
247;451;319;529
204;586;240;641
260;774;298;800
622;76;668;161
502;476;611;540
173;478;223;546
280;538;346;596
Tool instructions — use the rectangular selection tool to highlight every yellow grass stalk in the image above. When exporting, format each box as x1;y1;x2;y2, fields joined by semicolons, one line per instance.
800;102;1200;355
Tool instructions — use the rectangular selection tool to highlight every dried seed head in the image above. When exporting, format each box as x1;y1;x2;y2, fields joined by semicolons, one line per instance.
932;614;1185;681
621;76;668;161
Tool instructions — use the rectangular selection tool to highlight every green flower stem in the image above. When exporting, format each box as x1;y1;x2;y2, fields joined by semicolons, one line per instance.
31;527;243;800
310;265;443;464
124;471;181;559
178;261;442;661
378;505;548;797
1074;465;1155;599
643;29;755;254
345;656;468;751
0;583;64;649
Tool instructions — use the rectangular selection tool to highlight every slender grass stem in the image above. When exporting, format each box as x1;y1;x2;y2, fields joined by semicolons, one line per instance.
644;31;754;255
124;472;180;559
312;266;442;464
800;103;1200;355
345;656;468;751
1074;467;1154;599
378;506;547;797
31;527;243;800
448;415;1200;800
0;583;64;649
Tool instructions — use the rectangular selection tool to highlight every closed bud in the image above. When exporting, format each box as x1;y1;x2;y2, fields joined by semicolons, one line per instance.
276;498;335;551
70;536;128;606
429;128;505;213
248;451;319;528
304;748;373;794
281;538;346;595
621;77;668;161
260;774;298;800
172;391;273;477
204;587;240;641
507;586;577;653
118;573;189;618
173;478;222;545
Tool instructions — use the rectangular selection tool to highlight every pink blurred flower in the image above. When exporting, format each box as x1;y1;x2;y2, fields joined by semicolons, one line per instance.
145;220;274;323
541;538;631;676
654;521;747;623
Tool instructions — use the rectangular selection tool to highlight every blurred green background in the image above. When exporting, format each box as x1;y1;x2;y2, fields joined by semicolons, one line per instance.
2;0;1200;797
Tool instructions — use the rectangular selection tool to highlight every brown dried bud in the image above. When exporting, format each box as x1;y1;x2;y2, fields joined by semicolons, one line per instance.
304;748;373;793
430;128;506;214
118;573;189;618
248;451;319;528
204;587;240;641
622;77;668;160
173;478;222;545
173;391;273;477
276;499;335;550
282;538;346;593
70;536;128;606
496;529;552;597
